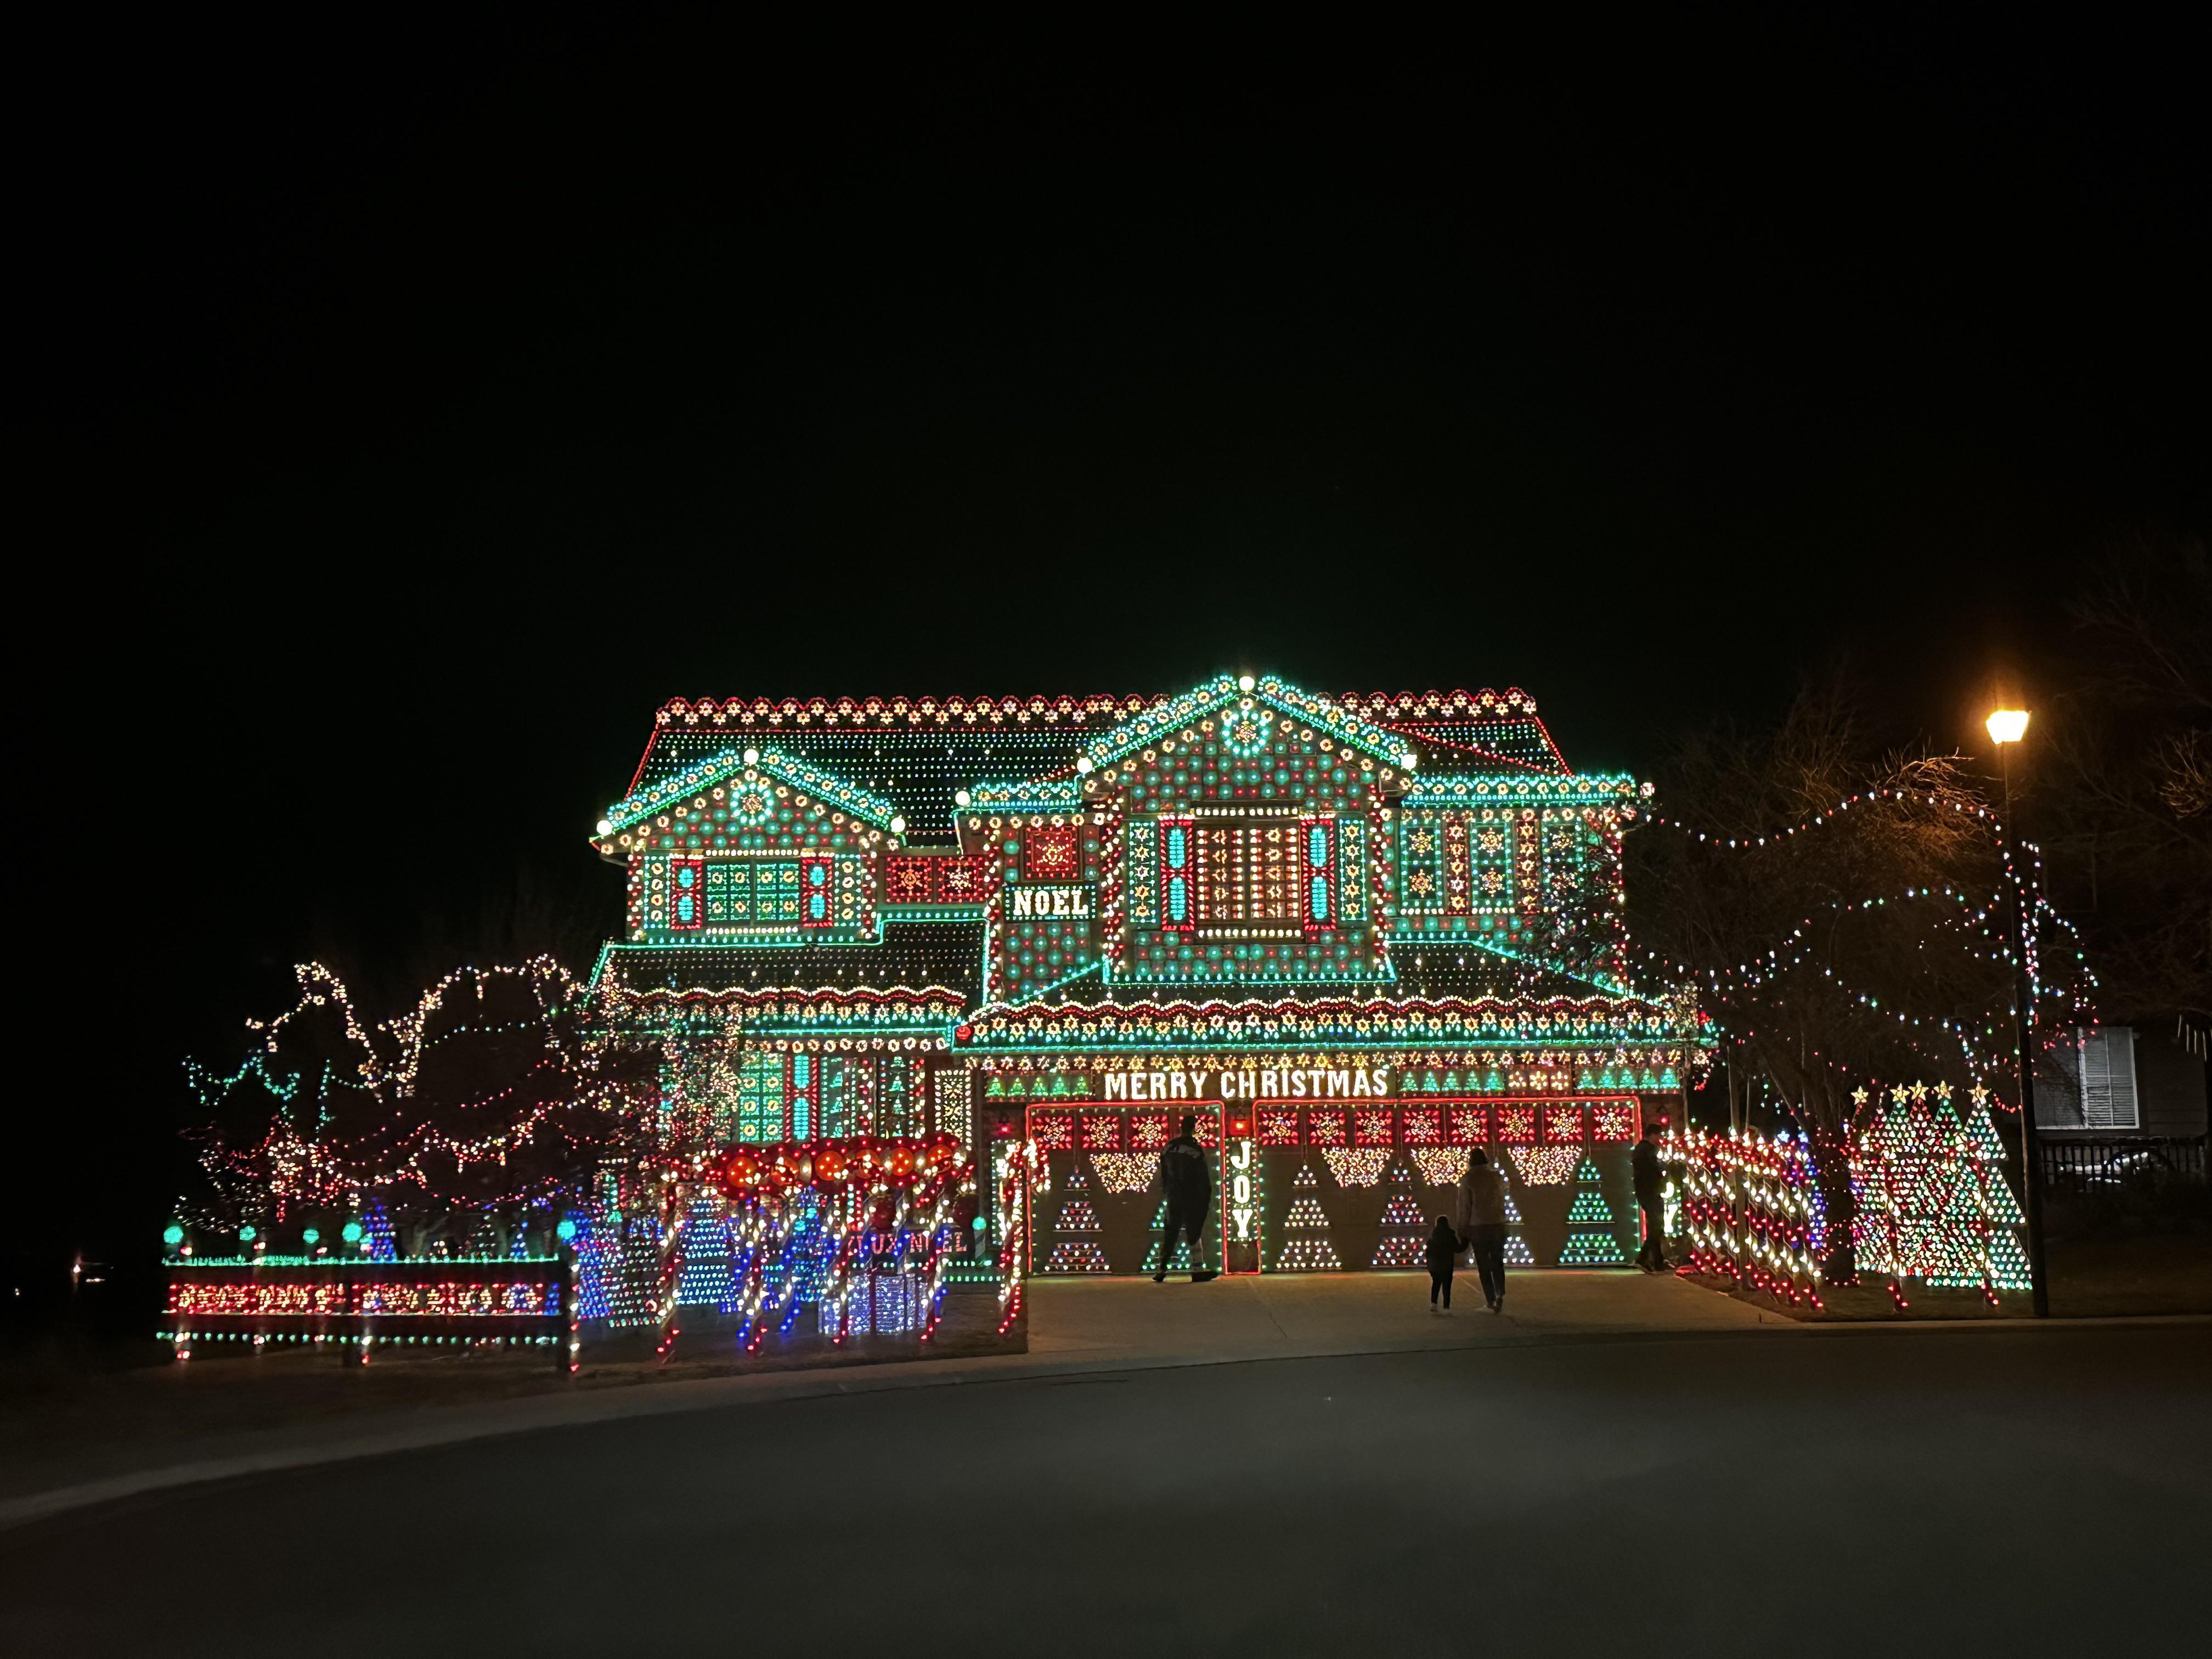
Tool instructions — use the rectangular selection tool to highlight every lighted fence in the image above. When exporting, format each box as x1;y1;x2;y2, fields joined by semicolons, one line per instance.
1663;1084;2033;1308
163;1256;578;1370
1662;1126;1827;1310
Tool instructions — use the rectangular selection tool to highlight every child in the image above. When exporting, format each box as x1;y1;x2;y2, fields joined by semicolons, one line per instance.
1424;1215;1462;1311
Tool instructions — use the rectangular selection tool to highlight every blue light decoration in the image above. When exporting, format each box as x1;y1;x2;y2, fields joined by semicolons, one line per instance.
564;1210;613;1321
675;1194;738;1312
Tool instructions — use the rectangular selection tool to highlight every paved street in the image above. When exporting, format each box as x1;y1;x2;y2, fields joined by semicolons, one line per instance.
3;1285;2204;1654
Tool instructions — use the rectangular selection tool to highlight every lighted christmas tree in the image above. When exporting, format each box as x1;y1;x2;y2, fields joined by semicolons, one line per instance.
1855;1084;2030;1295
676;1195;738;1308
1273;1163;1341;1271
1044;1165;1110;1272
566;1210;613;1319
1929;1093;2031;1293
361;1199;398;1262
1498;1178;1534;1265
1370;1160;1428;1267
1558;1156;1627;1265
603;1211;661;1328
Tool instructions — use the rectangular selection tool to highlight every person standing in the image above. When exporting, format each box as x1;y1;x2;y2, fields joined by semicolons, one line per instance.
1424;1215;1462;1311
1458;1149;1510;1313
1152;1113;1214;1282
1633;1121;1669;1272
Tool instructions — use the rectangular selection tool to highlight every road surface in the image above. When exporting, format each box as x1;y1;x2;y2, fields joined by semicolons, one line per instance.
3;1322;2204;1654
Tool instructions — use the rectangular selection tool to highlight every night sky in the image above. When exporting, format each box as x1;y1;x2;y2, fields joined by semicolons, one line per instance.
20;15;2205;1318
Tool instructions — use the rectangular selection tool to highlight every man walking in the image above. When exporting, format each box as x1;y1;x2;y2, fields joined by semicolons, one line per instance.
1152;1113;1214;1282
1633;1119;1669;1272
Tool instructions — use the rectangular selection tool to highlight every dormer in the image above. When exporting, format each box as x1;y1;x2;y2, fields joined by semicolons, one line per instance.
958;674;1419;994
590;748;902;944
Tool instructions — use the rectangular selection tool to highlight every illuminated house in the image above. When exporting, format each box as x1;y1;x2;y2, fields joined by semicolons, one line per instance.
589;674;1702;1276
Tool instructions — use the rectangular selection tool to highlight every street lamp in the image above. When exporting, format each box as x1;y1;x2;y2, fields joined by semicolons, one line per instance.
1988;708;2049;1317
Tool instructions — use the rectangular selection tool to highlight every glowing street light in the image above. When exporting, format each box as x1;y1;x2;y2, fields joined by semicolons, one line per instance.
1989;704;2048;1316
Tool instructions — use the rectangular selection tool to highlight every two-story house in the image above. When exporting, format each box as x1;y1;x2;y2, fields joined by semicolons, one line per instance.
588;674;1703;1276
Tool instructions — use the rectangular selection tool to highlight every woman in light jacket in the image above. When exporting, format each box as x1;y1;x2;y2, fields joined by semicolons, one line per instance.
1458;1149;1510;1313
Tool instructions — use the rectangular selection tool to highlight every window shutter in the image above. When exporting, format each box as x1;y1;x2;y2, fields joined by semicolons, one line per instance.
2080;1028;2140;1130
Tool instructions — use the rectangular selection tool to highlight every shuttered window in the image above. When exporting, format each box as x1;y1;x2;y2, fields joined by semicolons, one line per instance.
2076;1027;2139;1129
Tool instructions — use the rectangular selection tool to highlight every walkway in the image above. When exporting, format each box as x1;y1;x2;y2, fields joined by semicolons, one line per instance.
1026;1266;1775;1365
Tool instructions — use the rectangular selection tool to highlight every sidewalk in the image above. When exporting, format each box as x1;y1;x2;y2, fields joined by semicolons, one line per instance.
1026;1265;1776;1364
0;1267;2047;1533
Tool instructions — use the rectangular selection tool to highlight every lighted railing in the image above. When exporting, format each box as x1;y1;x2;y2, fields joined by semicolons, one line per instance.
162;1255;578;1371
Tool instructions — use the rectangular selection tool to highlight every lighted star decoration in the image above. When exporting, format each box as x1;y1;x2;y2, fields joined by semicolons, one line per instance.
1221;699;1273;758
730;780;776;826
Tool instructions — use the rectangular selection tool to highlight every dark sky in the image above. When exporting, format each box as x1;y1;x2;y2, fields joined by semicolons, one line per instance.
20;14;2207;1305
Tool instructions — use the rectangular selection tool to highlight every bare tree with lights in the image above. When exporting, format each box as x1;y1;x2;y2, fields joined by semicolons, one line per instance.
188;958;659;1254
1625;673;2096;1280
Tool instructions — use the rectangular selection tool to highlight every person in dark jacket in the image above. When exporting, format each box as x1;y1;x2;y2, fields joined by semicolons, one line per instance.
1457;1149;1510;1312
1633;1122;1668;1272
1152;1114;1214;1282
1424;1216;1462;1311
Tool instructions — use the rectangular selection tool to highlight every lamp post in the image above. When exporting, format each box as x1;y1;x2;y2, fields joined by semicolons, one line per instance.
1987;708;2049;1317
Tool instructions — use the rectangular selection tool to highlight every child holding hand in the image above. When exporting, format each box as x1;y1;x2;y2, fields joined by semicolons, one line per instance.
1425;1215;1462;1311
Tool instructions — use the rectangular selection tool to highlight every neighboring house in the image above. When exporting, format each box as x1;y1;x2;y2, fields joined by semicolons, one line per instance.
2038;1020;2209;1182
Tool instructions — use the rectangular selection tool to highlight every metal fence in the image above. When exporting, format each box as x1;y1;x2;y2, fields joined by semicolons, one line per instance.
2039;1135;2207;1189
